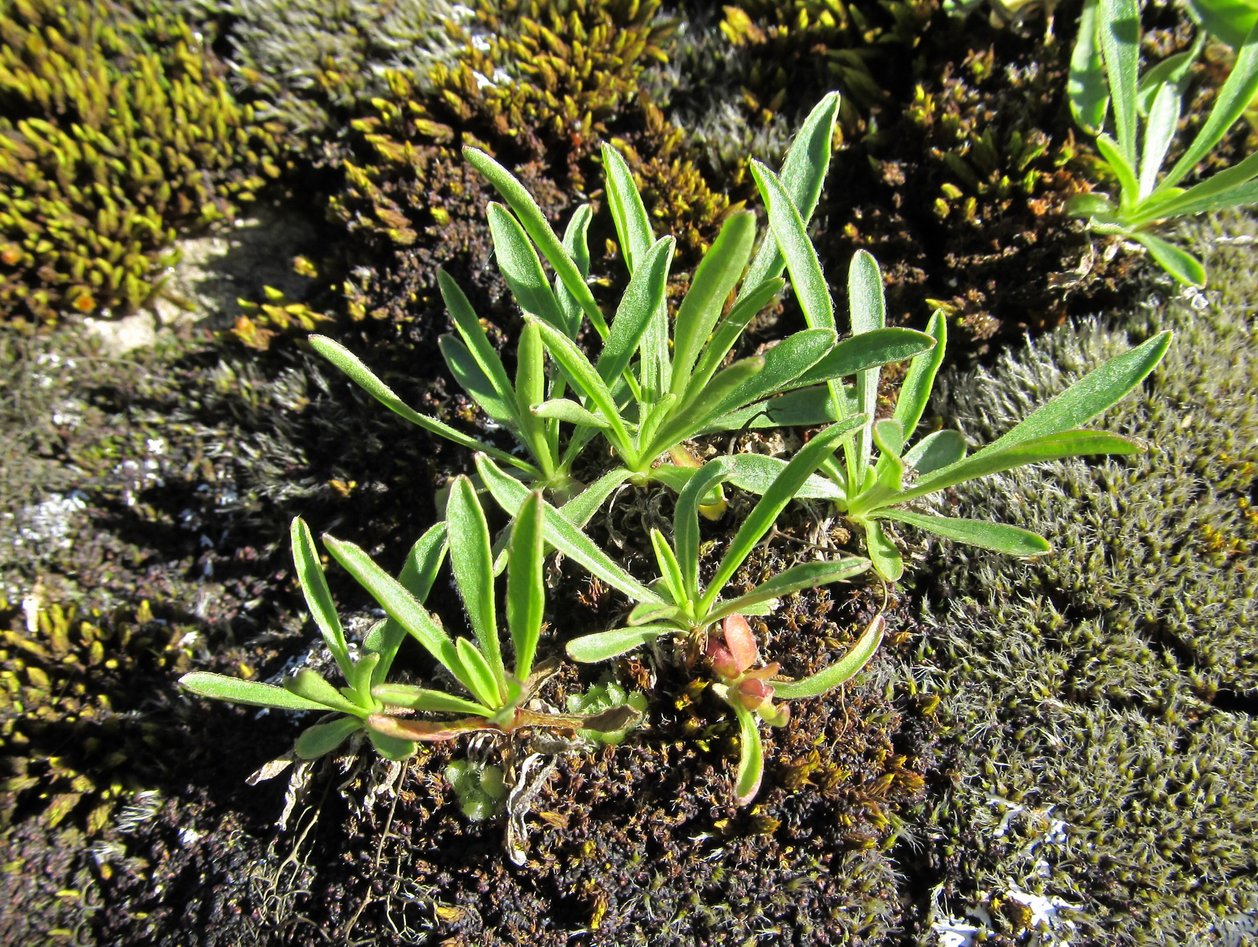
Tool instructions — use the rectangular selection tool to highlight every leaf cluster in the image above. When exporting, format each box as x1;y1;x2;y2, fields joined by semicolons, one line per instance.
1067;0;1258;285
749;154;1171;580
185;90;1171;810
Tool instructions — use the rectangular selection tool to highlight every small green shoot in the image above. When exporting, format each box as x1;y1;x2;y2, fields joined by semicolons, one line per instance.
747;184;1172;580
707;613;884;804
555;421;871;663
180;518;448;762
1067;0;1258;285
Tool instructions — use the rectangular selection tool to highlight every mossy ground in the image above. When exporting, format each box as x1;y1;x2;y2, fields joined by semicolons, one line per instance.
0;0;1254;943
906;215;1257;945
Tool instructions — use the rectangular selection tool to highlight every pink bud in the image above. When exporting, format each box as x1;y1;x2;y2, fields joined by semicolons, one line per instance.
722;614;760;674
705;638;742;680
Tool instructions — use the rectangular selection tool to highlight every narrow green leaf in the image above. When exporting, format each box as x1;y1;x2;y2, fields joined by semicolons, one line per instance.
295;716;362;760
602;144;654;272
872;419;906;492
1137;47;1197;111
1189;0;1258;48
1100;0;1142;166
454;638;503;707
749;160;835;332
742;91;841;297
322;535;464;684
700;422;858;614
446;476;504;687
730;701;764;805
1065;193;1117;219
863;520;904;582
558;466;634;527
1162;22;1258;189
849;251;886;474
670;212;758;398
513;321;554;474
532;319;637;461
439;269;516;416
676;459;735;602
598;236;674;384
790;328;935;392
1069;0;1109;132
532;398;609;429
635;392;677;453
879;509;1051;556
366;522;448;686
475;455;666;604
628;599;683;626
986;332;1171;452
650;528;687;605
699;386;841;434
555;203;593;337
1139;82;1182;198
290;517;350;678
507;492;546;681
367;730;418;761
892;311;947;442
566;624;678;663
345;652;380;705
902;429;968;475
1132;232;1207;287
1132;151;1258;222
284;668;362;716
723;454;845;501
463;146;608;335
440;335;518;429
705;329;836;421
310;335;539;477
690;277;786;392
372;683;493;717
773;614;884;699
1095;133;1140;204
180;672;329;712
900;430;1143;503
706;558;870;623
488;203;568;328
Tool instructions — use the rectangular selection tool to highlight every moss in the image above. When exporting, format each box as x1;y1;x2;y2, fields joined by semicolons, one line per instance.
666;0;936;176
0;0;279;325
184;0;465;161
909;214;1258;942
0;597;194;833
288;0;731;352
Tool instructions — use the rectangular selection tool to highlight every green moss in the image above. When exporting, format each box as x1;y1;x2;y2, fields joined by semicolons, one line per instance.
313;0;728;334
0;0;280;325
911;214;1258;942
0;597;194;834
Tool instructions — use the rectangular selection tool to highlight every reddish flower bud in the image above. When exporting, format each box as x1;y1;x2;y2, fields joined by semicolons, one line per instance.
721;614;759;674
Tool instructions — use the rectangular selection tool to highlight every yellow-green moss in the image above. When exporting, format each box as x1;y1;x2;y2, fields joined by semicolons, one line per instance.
1;597;193;834
0;0;279;324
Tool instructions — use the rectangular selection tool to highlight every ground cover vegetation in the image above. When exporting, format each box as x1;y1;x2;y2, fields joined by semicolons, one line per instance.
0;0;1253;943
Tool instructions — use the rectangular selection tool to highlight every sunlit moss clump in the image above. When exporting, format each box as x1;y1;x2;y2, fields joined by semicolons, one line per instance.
0;0;278;324
912;217;1258;943
1;598;193;834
